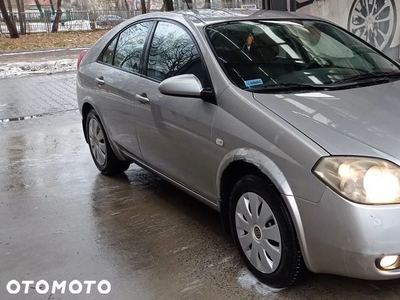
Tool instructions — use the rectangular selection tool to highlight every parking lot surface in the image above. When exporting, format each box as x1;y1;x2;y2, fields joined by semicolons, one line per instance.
1;72;400;299
0;48;87;65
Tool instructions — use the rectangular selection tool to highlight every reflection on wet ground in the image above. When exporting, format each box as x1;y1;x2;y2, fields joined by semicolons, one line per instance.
1;110;400;300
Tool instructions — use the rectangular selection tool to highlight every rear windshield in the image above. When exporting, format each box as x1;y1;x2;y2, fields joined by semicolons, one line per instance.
206;20;400;90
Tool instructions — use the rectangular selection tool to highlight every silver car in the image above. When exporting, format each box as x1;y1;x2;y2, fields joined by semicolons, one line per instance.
77;9;400;288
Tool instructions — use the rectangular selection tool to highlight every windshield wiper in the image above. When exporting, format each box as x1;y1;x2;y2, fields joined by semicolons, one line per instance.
333;72;400;84
245;82;330;92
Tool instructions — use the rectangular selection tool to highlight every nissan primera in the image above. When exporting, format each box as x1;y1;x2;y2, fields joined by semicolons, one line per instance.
77;9;400;288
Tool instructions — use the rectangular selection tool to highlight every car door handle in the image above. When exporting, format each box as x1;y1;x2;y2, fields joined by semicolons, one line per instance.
135;93;150;104
95;77;105;86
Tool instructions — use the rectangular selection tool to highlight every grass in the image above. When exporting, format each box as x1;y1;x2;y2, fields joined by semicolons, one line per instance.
0;30;108;51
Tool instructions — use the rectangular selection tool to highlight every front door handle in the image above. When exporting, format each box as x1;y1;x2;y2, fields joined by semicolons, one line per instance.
135;93;150;104
95;76;105;86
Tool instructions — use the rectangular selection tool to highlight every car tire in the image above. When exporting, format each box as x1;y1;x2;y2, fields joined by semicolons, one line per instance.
85;110;130;175
229;175;307;288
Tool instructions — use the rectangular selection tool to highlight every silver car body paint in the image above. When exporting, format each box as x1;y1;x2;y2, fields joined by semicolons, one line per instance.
77;10;400;280
158;74;203;97
253;84;400;162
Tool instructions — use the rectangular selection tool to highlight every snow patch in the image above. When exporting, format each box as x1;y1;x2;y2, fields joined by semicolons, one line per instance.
237;268;284;297
0;59;77;79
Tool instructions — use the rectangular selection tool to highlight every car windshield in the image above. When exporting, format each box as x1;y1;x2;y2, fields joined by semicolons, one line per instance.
206;20;400;91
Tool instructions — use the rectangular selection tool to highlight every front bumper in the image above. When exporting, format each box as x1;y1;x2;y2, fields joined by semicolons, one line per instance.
297;188;400;280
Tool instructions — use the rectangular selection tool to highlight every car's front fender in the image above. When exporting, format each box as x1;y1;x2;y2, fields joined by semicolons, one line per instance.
216;147;314;269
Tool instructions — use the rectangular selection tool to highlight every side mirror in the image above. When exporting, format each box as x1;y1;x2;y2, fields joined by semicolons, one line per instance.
158;74;202;98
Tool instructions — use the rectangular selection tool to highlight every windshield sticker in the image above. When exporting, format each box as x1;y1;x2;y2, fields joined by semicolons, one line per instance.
244;79;263;87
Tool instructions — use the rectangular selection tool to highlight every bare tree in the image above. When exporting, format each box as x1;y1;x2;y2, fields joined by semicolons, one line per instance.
51;0;63;33
34;0;44;17
184;0;192;8
49;0;55;14
140;0;146;14
123;0;132;17
5;0;16;28
0;0;18;38
15;0;26;34
6;0;12;19
162;0;173;11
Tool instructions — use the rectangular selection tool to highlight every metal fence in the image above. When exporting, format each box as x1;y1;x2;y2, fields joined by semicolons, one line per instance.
0;2;262;34
0;10;135;34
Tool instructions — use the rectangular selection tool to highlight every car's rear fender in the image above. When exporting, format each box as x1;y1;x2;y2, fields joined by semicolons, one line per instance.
79;96;128;163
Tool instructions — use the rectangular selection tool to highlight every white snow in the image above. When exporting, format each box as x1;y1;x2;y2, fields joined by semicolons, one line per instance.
0;59;77;79
60;20;92;31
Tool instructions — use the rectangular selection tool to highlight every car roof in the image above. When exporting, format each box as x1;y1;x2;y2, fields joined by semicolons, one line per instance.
139;9;317;26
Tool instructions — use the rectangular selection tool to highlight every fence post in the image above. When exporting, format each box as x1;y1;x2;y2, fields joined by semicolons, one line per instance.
89;10;95;30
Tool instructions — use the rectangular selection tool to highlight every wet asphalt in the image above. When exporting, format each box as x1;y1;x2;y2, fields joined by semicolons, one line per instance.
1;71;400;300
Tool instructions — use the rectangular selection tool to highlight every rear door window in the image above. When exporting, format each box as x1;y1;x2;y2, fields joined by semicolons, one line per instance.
99;21;153;73
99;38;117;65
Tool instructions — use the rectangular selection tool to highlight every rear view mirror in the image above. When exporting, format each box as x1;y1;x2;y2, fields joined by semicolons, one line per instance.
158;74;202;98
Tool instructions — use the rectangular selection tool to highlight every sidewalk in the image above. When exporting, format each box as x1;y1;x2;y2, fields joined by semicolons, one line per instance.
0;45;82;120
0;72;77;120
0;47;86;79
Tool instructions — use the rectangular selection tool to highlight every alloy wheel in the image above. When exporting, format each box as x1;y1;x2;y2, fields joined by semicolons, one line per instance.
348;0;396;51
88;117;107;166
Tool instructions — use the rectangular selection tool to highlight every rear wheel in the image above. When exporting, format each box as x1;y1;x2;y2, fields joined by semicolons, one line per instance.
229;175;306;288
86;110;130;175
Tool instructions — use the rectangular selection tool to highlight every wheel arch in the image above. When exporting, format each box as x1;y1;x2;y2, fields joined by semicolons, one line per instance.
80;100;129;163
82;102;95;143
217;148;311;268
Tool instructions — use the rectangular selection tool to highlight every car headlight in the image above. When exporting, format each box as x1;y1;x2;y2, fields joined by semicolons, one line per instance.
313;157;400;204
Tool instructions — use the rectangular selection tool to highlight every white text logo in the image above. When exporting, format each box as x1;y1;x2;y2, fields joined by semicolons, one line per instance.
6;280;111;295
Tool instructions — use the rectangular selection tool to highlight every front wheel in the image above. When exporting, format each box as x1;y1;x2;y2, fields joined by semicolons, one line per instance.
86;110;130;175
229;175;307;288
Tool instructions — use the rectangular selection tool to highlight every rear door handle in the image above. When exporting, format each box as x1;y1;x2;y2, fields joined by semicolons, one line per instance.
95;76;105;86
135;93;150;104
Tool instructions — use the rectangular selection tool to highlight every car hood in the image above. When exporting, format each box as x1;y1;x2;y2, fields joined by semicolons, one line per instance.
253;81;400;159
